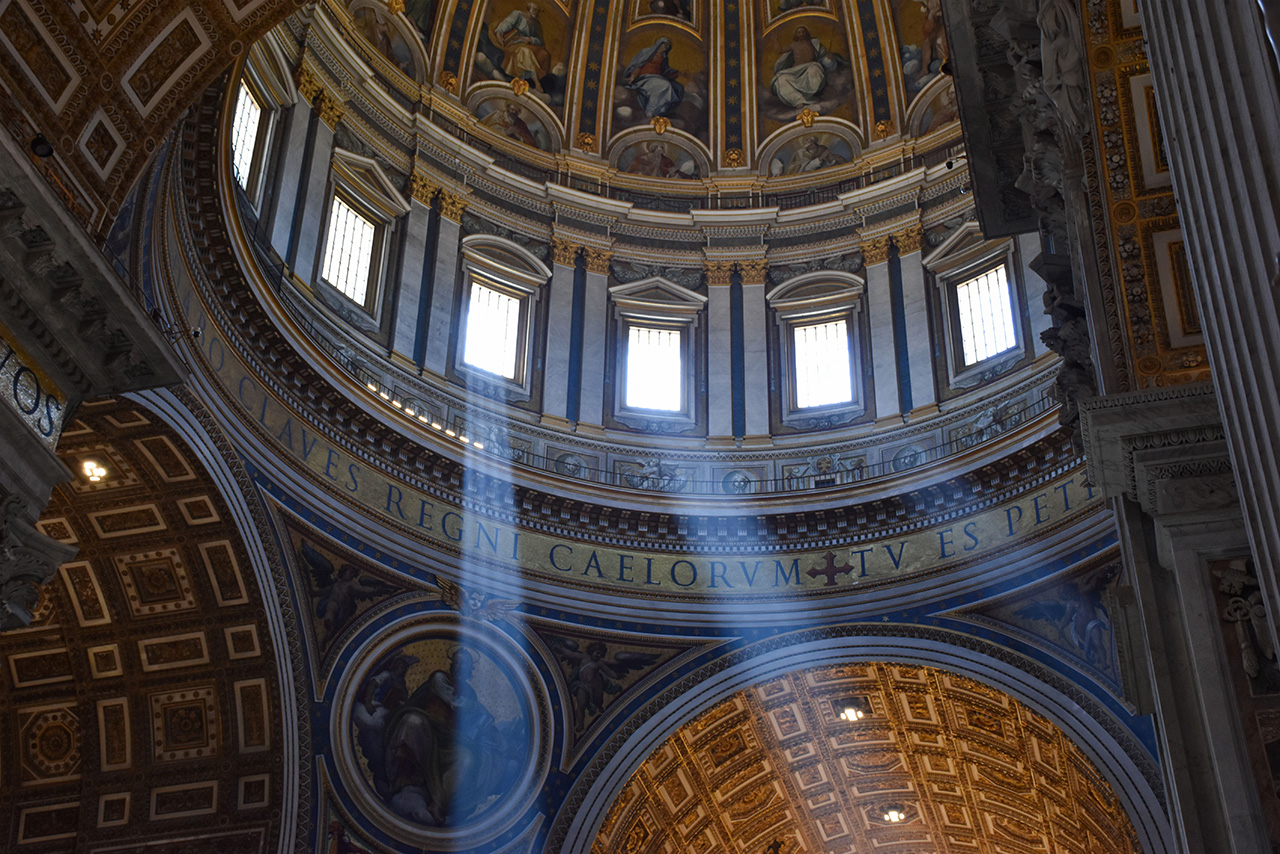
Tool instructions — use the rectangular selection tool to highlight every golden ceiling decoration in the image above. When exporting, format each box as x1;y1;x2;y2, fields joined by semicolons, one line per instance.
0;0;297;230
594;663;1139;854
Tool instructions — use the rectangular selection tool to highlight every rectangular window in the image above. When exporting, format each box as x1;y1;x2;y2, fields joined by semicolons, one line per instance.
463;281;522;379
955;265;1017;365
793;318;852;408
626;325;683;411
230;83;263;191
321;196;378;304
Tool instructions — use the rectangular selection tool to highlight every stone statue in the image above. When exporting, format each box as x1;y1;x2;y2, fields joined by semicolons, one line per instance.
1037;0;1088;136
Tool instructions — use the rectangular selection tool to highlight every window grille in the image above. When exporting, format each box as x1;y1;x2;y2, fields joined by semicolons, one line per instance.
321;197;378;304
793;318;853;408
626;326;683;411
463;281;522;379
955;265;1017;365
230;83;263;191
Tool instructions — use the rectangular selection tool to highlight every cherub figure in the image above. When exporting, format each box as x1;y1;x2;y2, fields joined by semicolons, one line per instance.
550;638;660;731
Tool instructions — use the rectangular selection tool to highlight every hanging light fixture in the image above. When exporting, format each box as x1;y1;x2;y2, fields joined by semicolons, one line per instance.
82;460;108;483
881;804;908;823
835;696;871;722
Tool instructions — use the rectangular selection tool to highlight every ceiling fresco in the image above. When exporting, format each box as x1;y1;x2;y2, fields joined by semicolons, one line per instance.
328;0;961;178
592;663;1141;854
0;397;285;851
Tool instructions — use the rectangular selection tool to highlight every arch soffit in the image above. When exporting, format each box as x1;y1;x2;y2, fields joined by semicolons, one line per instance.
556;630;1174;854
124;388;303;852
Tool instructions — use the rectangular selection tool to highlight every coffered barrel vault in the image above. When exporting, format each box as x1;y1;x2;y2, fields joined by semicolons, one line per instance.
0;0;1277;851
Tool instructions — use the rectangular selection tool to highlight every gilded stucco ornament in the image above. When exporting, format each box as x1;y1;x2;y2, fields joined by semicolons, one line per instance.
860;235;892;266
575;132;597;152
583;246;613;274
408;172;437;206
797;107;819;128
702;260;735;286
550;237;580;266
737;258;770;285
295;65;323;104
317;92;346;128
435;190;468;222
893;224;925;255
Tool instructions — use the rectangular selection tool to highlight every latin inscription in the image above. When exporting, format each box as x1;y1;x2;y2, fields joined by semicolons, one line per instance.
0;324;66;449
172;271;1102;596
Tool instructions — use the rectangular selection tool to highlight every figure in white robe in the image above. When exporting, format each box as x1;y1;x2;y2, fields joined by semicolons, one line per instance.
771;27;839;109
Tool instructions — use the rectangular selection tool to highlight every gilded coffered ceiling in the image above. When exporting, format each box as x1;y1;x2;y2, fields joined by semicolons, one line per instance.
0;397;285;850
0;0;298;231
593;663;1139;854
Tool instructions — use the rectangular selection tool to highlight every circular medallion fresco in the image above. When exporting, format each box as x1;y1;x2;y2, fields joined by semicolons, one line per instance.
333;618;548;846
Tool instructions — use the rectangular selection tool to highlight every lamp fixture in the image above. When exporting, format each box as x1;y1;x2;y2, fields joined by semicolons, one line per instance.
881;804;908;823
835;696;871;722
82;460;108;483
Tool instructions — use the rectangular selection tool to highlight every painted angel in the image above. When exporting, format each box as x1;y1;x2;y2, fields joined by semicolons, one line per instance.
550;638;660;731
299;541;399;639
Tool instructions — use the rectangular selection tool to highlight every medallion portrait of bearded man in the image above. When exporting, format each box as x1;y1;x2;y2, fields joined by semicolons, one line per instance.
350;638;531;827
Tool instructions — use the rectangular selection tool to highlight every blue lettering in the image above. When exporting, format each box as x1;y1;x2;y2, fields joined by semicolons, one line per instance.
417;499;434;530
584;551;604;578
300;429;320;461
883;541;908;569
963;521;980;551
775;559;801;586
852;548;873;577
275;418;294;451
643;557;661;586
12;367;38;415
345;463;360;492
1006;505;1023;536
442;512;463;542
1054;479;1075;512
324;449;340;480
386;484;406;519
670;560;697;588
618;554;634;582
938;528;955;559
740;560;763;586
475;521;501;555
709;561;733;588
550;543;573;571
1032;493;1049;524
